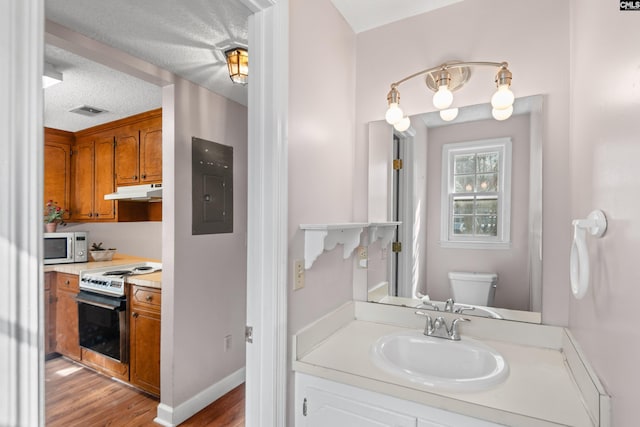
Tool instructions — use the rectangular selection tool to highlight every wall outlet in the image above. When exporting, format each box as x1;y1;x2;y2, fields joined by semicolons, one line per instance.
357;246;368;269
293;259;305;290
224;334;232;352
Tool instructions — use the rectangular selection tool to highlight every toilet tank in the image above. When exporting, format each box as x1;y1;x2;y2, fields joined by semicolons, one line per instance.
448;272;498;306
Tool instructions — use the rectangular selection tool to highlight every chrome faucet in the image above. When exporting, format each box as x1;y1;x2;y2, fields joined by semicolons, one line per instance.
444;298;476;315
415;311;469;341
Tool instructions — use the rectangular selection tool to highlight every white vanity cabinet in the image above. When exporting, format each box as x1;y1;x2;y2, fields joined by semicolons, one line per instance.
295;373;502;427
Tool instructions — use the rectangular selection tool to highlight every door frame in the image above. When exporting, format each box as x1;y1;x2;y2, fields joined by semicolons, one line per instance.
243;0;289;426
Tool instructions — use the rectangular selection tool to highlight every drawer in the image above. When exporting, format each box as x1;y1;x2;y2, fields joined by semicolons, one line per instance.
131;286;161;311
56;272;79;292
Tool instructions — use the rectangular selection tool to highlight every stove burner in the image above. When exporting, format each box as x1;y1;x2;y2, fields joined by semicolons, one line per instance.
134;266;153;272
103;270;131;276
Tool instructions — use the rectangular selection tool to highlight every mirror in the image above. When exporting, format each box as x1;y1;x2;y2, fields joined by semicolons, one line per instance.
367;95;543;323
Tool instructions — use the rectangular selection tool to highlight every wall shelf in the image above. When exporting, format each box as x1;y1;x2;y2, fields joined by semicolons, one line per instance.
300;222;400;269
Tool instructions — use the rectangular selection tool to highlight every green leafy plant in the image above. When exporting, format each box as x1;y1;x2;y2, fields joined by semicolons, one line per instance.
44;200;66;225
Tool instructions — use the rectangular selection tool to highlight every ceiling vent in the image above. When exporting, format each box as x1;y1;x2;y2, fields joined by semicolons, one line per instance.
69;105;108;117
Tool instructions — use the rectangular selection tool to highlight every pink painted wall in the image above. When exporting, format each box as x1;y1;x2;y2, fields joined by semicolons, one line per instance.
569;0;640;424
354;0;571;325
425;114;531;310
288;0;357;333
162;79;248;407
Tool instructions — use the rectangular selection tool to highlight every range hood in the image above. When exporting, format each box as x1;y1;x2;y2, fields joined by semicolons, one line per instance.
104;184;162;201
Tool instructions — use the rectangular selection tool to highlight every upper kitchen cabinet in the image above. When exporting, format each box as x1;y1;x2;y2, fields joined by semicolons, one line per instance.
44;128;73;220
70;134;116;221
115;110;162;186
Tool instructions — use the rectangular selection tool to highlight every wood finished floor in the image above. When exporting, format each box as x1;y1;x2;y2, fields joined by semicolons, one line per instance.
46;356;245;426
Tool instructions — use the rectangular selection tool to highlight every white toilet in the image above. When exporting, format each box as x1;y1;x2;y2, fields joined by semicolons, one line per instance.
448;271;498;306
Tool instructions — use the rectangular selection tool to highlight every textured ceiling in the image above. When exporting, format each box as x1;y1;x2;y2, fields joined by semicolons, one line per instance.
44;45;162;132
45;0;251;131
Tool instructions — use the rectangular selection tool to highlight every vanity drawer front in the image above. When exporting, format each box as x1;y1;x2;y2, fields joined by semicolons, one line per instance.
56;272;79;292
131;286;161;311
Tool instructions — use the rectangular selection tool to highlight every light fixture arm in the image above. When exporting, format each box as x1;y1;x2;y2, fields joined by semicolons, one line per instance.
390;61;509;88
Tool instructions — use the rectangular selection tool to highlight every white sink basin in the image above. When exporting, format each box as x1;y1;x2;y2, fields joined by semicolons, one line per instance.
370;330;509;392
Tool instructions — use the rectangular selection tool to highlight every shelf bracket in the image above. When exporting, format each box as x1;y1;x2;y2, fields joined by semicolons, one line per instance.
300;223;367;269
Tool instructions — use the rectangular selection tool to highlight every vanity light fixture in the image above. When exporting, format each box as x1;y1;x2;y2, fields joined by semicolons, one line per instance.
225;47;248;85
385;61;515;130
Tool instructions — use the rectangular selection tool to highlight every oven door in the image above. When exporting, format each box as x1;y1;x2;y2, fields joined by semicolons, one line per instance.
76;290;128;363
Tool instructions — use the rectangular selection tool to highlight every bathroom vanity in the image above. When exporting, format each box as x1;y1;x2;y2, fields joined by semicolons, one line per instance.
293;301;609;427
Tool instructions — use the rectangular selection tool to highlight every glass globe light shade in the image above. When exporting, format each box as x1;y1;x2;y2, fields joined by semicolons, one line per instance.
432;86;453;109
394;116;411;132
492;105;514;121
491;84;515;109
439;108;459;122
385;103;403;125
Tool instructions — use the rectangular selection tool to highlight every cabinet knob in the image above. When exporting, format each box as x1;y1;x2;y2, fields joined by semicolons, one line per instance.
133;175;138;180
95;213;99;218
141;174;146;179
132;312;139;318
145;295;153;302
65;280;70;285
88;212;93;218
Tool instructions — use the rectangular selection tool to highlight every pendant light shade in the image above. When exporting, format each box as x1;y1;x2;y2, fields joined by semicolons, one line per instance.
225;48;248;85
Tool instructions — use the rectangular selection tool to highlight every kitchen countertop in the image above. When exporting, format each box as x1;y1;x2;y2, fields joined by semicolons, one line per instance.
294;301;607;427
44;253;162;289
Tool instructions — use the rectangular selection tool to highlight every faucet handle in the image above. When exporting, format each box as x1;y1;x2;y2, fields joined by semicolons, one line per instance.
415;310;434;335
454;304;476;314
444;298;455;312
449;317;470;340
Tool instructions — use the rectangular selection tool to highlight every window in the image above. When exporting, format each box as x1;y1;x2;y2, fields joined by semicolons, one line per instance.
440;138;512;249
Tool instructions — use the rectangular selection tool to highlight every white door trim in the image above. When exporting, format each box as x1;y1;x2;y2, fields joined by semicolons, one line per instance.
0;1;45;426
245;1;289;426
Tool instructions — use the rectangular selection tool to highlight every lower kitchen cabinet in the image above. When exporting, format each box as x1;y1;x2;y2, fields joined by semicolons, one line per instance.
54;273;81;361
129;285;161;396
44;272;56;355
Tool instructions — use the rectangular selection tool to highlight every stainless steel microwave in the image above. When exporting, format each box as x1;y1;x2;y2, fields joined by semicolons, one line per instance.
43;231;89;265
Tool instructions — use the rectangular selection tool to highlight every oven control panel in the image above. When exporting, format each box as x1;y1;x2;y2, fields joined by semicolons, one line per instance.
80;276;124;296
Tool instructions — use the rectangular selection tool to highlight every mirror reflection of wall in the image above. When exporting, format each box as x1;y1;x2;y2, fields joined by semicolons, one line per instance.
367;96;543;323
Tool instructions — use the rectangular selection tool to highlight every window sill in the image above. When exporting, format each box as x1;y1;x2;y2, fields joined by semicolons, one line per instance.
439;241;511;250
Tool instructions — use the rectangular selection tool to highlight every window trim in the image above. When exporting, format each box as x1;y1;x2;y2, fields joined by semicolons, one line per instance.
440;137;512;249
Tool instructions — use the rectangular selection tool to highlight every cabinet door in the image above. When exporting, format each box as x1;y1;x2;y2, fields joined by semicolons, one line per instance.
93;135;116;220
71;139;95;221
130;286;161;396
115;129;140;186
55;288;80;361
302;386;416;427
44;272;56;355
44;141;71;220
140;124;162;183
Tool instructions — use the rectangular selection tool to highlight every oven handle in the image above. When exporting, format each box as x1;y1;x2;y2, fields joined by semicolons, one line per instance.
75;291;124;310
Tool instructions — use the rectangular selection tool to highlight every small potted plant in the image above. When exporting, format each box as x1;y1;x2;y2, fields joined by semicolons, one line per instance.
44;200;66;232
90;242;117;262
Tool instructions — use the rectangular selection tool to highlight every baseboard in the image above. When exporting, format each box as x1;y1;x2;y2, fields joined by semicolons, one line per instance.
153;367;246;426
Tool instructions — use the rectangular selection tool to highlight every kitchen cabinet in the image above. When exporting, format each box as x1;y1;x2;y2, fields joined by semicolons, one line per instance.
70;134;116;221
115;115;162;186
44;272;56;355
44;128;73;220
55;273;81;361
129;285;161;396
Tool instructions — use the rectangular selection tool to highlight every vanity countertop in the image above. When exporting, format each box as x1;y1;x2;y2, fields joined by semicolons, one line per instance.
44;253;162;289
293;302;605;427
